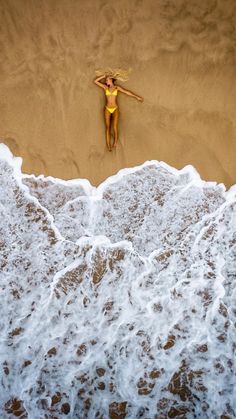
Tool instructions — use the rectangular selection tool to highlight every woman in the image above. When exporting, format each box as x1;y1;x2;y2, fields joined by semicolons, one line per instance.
94;70;144;151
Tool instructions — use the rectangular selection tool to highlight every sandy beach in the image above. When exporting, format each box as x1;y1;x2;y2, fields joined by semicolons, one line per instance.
1;2;236;415
0;0;236;188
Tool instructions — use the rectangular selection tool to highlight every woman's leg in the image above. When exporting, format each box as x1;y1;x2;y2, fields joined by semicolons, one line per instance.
112;107;119;147
104;107;112;151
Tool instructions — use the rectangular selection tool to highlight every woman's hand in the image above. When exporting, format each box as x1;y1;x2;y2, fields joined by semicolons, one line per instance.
137;96;144;102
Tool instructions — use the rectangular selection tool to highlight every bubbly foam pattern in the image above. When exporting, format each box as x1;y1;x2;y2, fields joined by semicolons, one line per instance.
0;143;236;418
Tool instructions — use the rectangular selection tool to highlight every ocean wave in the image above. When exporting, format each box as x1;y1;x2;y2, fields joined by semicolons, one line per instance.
0;143;235;418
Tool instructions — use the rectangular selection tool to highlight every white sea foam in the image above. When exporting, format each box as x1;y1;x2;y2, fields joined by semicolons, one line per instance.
0;142;235;418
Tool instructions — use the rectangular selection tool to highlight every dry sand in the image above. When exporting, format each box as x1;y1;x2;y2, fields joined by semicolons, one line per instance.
0;0;235;189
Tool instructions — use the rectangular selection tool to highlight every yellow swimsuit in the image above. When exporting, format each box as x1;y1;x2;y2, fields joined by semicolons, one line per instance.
105;88;118;113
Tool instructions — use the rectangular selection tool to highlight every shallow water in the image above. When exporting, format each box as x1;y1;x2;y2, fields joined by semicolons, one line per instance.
0;143;235;418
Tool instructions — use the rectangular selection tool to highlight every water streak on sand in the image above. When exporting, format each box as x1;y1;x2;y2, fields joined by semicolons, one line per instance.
0;143;235;418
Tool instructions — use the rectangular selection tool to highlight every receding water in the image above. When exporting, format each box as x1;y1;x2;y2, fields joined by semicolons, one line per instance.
0;143;235;418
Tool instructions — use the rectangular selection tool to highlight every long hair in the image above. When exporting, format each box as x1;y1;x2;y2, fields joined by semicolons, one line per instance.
95;67;132;82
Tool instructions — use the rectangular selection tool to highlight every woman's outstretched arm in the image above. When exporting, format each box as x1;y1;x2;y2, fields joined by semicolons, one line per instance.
117;85;144;102
93;75;106;89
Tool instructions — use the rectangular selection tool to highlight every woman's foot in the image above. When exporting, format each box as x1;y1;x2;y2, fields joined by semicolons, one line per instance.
107;143;112;151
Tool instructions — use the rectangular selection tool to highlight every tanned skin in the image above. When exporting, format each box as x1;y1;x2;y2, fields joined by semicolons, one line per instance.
94;75;144;151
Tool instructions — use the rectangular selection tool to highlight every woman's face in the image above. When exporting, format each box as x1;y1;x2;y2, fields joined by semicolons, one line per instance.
106;77;113;86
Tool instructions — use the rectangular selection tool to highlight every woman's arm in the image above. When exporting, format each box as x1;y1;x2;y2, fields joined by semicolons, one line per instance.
117;85;144;102
93;75;106;89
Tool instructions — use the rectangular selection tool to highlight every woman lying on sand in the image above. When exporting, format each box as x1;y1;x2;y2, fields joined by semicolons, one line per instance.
94;68;144;151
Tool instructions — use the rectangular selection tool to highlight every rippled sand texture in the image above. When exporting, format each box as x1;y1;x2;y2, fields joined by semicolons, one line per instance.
0;0;236;188
0;144;236;418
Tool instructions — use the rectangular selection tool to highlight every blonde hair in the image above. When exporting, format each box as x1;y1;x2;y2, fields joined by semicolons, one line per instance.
95;67;132;82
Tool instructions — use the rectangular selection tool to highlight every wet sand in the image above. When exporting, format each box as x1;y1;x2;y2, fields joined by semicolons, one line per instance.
0;0;236;189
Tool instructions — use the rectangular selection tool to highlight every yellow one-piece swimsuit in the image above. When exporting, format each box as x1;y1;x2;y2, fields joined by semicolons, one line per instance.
105;88;118;113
